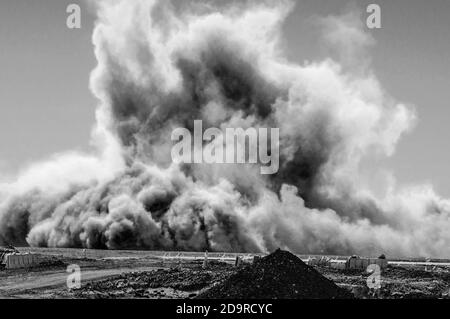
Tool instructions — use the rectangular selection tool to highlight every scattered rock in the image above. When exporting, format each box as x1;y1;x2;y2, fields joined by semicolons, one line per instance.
73;262;234;299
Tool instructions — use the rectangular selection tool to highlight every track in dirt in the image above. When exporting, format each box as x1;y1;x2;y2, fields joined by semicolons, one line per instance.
0;266;164;298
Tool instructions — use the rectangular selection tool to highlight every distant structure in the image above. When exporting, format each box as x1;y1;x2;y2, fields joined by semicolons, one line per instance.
0;247;38;270
345;255;388;271
307;255;388;271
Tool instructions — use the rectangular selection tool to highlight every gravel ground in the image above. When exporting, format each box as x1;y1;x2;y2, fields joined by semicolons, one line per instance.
317;265;450;299
2;248;449;299
71;261;235;299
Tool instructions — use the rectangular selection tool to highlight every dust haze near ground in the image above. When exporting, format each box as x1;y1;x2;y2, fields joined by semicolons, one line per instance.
0;0;449;258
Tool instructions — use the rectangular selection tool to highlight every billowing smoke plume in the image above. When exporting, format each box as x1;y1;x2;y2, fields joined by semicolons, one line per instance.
1;0;449;257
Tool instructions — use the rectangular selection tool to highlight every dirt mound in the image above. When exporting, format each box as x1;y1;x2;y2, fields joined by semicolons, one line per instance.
197;249;353;299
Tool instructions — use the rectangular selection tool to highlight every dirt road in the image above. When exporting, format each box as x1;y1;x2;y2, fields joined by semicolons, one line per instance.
0;266;162;298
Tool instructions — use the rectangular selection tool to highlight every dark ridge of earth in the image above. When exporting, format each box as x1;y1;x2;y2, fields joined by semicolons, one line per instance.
197;249;353;299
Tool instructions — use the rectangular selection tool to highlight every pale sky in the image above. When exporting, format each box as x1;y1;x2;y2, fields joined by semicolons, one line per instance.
1;0;450;196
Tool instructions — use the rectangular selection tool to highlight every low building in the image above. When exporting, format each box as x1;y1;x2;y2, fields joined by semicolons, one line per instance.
1;248;38;270
345;255;388;270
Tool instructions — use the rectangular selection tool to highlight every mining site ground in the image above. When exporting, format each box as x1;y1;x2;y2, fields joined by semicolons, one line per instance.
0;247;449;299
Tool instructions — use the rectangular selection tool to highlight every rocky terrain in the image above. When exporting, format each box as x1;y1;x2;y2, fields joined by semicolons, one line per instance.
0;247;449;299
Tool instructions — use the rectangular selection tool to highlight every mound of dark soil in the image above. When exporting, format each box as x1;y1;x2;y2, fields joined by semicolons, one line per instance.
197;249;353;299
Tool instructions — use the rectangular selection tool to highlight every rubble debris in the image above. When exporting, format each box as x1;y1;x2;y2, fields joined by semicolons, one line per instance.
2;247;447;299
73;263;235;299
35;255;67;269
319;264;450;299
197;249;353;299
